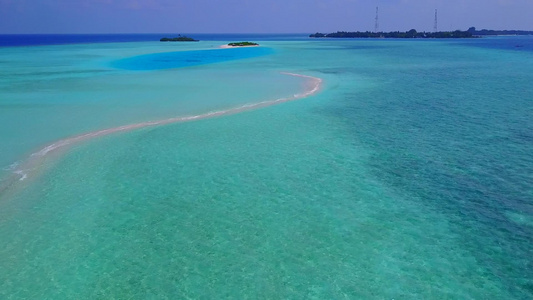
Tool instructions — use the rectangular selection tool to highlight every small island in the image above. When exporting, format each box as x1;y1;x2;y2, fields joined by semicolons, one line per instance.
227;42;259;47
160;35;198;42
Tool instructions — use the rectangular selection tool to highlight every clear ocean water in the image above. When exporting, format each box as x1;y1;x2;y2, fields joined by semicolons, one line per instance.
0;34;532;298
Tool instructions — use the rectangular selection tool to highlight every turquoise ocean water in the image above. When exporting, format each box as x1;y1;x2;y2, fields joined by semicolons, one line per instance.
0;35;532;298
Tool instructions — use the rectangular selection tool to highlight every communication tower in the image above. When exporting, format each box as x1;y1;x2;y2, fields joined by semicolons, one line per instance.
374;7;379;33
434;9;438;32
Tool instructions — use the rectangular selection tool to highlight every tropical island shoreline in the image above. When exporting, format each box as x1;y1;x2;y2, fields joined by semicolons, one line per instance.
160;35;199;42
310;27;533;39
220;42;260;48
310;29;475;39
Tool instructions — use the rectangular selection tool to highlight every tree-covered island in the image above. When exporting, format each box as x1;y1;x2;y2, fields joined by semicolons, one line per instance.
310;29;475;39
160;35;199;42
467;27;533;36
227;42;259;47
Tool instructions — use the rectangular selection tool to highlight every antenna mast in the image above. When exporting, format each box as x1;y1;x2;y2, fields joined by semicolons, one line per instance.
433;9;438;32
374;7;379;33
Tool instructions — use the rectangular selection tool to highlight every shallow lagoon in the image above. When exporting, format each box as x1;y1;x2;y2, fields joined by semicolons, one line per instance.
1;36;532;298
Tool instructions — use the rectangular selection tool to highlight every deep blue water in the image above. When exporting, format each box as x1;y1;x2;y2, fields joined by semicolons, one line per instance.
111;47;275;70
0;33;308;47
0;34;163;47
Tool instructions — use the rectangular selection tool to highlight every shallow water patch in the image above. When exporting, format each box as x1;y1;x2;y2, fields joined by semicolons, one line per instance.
111;47;274;70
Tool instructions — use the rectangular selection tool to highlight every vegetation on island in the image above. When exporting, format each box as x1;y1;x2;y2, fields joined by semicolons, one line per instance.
227;42;259;47
160;35;198;42
310;29;475;39
467;27;533;36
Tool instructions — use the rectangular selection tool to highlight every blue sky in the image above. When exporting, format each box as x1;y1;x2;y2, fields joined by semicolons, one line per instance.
1;0;532;33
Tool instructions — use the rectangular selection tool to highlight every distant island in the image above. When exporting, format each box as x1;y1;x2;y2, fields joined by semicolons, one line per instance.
310;29;475;39
310;27;533;39
227;42;259;47
160;35;198;42
467;27;533;36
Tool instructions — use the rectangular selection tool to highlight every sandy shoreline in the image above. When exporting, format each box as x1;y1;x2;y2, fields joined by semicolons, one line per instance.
1;72;322;192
